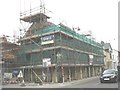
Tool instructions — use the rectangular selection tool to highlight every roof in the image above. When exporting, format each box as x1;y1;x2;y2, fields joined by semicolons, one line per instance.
0;37;7;43
24;22;55;37
20;13;50;22
18;24;103;48
103;43;112;50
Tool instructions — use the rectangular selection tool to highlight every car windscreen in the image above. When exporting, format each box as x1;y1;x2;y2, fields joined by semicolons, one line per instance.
103;70;115;74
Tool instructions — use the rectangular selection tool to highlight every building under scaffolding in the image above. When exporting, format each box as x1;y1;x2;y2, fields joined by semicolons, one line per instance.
0;36;20;82
17;7;104;83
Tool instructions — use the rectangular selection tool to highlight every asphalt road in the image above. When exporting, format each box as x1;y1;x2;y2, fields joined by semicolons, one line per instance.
62;76;118;88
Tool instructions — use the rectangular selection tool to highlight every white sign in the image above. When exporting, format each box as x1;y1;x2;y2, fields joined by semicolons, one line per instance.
17;70;23;78
42;58;51;67
4;73;12;79
89;55;94;59
89;55;94;65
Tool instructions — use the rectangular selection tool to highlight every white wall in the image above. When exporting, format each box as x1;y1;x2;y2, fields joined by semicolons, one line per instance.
112;50;118;70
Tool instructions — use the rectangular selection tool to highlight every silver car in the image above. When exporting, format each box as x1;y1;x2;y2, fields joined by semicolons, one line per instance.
100;69;118;83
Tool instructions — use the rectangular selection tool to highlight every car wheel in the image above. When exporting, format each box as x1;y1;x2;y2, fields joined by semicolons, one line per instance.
114;78;117;83
100;80;103;83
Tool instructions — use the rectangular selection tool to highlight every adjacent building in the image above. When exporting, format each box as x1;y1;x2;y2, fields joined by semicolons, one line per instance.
112;49;118;70
102;42;113;69
0;36;20;79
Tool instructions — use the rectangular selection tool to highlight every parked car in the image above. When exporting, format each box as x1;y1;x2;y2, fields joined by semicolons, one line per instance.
100;69;118;83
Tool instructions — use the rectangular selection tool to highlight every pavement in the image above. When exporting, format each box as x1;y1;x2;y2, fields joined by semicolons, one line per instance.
2;76;99;88
19;76;99;88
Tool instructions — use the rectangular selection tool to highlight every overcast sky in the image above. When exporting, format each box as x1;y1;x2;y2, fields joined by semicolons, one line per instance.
0;0;119;50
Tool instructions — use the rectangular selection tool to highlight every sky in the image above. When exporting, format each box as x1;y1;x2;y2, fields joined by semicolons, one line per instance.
0;0;119;50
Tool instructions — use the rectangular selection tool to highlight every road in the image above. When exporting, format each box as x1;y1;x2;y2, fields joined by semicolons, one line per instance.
62;76;118;88
1;76;119;88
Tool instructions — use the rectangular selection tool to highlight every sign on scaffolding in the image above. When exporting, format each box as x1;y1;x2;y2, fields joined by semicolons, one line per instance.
41;35;54;45
4;73;12;79
89;55;94;65
17;70;23;78
42;58;51;67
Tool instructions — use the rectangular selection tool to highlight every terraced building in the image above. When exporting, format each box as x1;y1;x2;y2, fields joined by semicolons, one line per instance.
18;11;104;83
0;36;20;81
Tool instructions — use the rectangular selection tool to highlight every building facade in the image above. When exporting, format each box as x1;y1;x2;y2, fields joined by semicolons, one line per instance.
112;49;118;70
17;11;104;83
0;36;20;81
102;43;113;69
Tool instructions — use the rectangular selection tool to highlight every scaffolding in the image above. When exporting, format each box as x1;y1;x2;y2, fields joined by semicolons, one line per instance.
18;15;104;83
17;0;104;83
